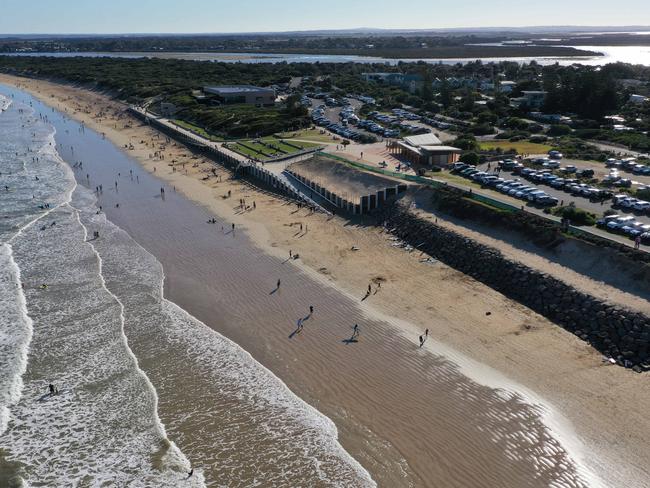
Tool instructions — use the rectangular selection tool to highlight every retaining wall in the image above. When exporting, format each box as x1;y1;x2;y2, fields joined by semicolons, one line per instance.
381;202;650;371
128;108;318;206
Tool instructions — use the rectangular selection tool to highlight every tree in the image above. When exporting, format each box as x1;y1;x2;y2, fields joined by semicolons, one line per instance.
439;79;452;109
421;66;434;102
548;124;572;136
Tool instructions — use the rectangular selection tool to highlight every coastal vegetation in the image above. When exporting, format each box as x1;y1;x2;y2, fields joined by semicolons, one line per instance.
478;140;553;154
1;54;649;148
0;34;601;59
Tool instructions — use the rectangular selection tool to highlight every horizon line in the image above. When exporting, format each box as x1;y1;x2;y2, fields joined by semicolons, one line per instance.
2;24;650;37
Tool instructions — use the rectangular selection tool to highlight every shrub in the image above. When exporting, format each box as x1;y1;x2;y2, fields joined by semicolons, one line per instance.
636;188;650;200
460;152;480;165
552;205;597;226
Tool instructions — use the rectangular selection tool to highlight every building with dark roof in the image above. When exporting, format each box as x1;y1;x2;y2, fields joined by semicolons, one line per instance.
203;85;276;106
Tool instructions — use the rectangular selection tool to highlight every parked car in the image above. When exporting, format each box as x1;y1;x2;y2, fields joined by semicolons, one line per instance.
597;214;620;227
576;169;595;178
607;216;635;231
536;195;559;206
632;201;650;213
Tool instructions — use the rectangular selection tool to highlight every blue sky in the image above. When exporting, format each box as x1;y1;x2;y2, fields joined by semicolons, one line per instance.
1;0;649;34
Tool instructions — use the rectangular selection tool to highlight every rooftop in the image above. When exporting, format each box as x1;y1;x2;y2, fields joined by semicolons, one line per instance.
289;155;402;200
204;85;274;94
404;133;442;147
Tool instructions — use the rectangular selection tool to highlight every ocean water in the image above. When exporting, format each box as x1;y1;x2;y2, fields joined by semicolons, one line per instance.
6;44;650;66
0;90;374;486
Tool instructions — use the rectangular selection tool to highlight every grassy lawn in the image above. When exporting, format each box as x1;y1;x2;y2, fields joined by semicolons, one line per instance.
478;140;552;155
276;128;335;144
227;137;319;160
228;142;268;159
172;119;224;142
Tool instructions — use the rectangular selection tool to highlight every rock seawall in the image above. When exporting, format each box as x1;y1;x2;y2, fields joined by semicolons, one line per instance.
382;203;650;371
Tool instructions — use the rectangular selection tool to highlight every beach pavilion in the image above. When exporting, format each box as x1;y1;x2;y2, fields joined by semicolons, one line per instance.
388;133;461;167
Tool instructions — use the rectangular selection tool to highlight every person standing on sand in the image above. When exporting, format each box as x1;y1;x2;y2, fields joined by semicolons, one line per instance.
309;305;314;315
352;324;359;340
419;335;424;348
277;278;281;289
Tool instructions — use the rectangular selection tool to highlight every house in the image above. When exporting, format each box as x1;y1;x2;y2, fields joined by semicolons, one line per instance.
511;91;547;109
629;94;649;105
498;81;516;93
388;133;461;167
203;85;276;107
362;72;424;94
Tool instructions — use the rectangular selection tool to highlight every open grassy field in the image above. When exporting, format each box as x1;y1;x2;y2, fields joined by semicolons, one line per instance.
478;140;552;155
277;128;336;144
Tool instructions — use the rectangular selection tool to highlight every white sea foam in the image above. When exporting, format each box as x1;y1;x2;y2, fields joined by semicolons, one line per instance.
70;202;203;485
0;93;11;112
0;98;204;486
74;185;376;486
0;244;33;436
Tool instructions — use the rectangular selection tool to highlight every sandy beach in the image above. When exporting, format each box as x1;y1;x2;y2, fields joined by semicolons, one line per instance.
2;73;649;487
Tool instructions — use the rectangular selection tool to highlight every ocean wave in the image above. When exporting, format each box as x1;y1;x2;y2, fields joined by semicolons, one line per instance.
0;244;33;437
74;178;376;486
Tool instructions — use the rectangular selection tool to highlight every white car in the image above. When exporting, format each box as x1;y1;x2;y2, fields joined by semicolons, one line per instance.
620;198;638;208
633;201;650;212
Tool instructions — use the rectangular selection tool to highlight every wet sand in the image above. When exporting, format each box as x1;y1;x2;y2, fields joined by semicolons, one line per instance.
48;106;591;488
2;74;650;487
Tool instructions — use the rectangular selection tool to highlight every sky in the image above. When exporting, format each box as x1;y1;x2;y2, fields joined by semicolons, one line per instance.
0;0;649;34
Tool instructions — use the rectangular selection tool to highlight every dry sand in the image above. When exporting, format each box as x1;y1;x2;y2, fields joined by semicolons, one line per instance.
3;74;650;487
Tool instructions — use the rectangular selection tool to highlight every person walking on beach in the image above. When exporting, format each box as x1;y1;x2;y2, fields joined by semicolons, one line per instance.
277;278;281;289
352;324;360;340
419;335;424;348
309;305;314;315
